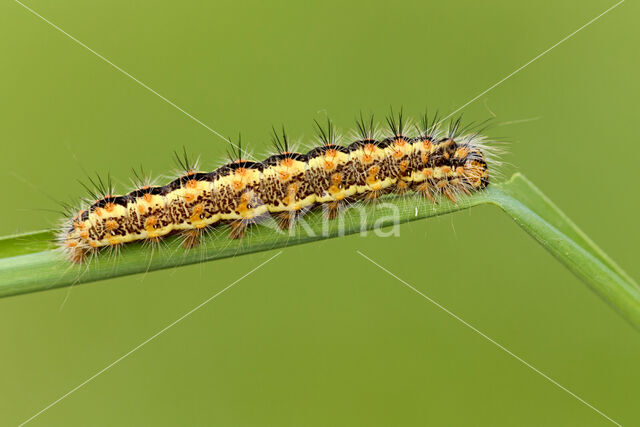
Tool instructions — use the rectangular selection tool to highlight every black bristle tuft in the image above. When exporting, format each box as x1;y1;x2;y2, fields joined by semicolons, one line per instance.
271;126;290;154
417;109;440;137
131;165;150;188
314;118;336;146
448;116;463;139
77;179;99;201
174;146;195;173
385;106;405;137
226;134;245;162
355;112;375;141
78;171;115;205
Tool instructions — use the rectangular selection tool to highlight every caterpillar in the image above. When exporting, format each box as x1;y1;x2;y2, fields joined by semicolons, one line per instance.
58;111;493;263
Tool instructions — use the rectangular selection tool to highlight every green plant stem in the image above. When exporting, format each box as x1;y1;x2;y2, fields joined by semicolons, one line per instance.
0;173;638;330
489;180;640;329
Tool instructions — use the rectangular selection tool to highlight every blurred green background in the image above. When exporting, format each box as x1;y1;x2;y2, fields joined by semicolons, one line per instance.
1;0;638;425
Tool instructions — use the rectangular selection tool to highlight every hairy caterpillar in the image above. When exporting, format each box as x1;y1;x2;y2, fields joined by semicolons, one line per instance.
58;111;492;263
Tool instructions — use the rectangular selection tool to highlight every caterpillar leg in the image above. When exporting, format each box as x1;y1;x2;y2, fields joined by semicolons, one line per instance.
229;220;249;239
435;180;457;204
325;201;341;220
415;182;436;203
68;247;88;264
146;236;164;246
442;188;457;204
275;210;306;230
365;190;382;201
394;180;410;195
181;229;203;249
450;177;472;197
456;182;472;196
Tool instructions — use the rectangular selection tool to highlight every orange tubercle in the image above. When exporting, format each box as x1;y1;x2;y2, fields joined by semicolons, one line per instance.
145;216;158;228
366;166;379;184
278;171;290;181
455;147;469;158
287;183;299;194
190;204;204;222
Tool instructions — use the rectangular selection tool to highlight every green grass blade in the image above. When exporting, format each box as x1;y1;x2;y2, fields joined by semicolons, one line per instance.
0;173;638;330
497;173;639;289
0;193;489;298
487;175;640;329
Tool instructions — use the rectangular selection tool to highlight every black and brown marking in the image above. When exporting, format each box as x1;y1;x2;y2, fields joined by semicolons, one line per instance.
59;113;493;262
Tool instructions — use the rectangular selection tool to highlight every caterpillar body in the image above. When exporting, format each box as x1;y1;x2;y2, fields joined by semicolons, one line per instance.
58;112;492;263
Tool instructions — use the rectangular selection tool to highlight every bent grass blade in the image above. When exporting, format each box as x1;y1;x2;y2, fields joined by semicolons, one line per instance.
0;173;638;330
